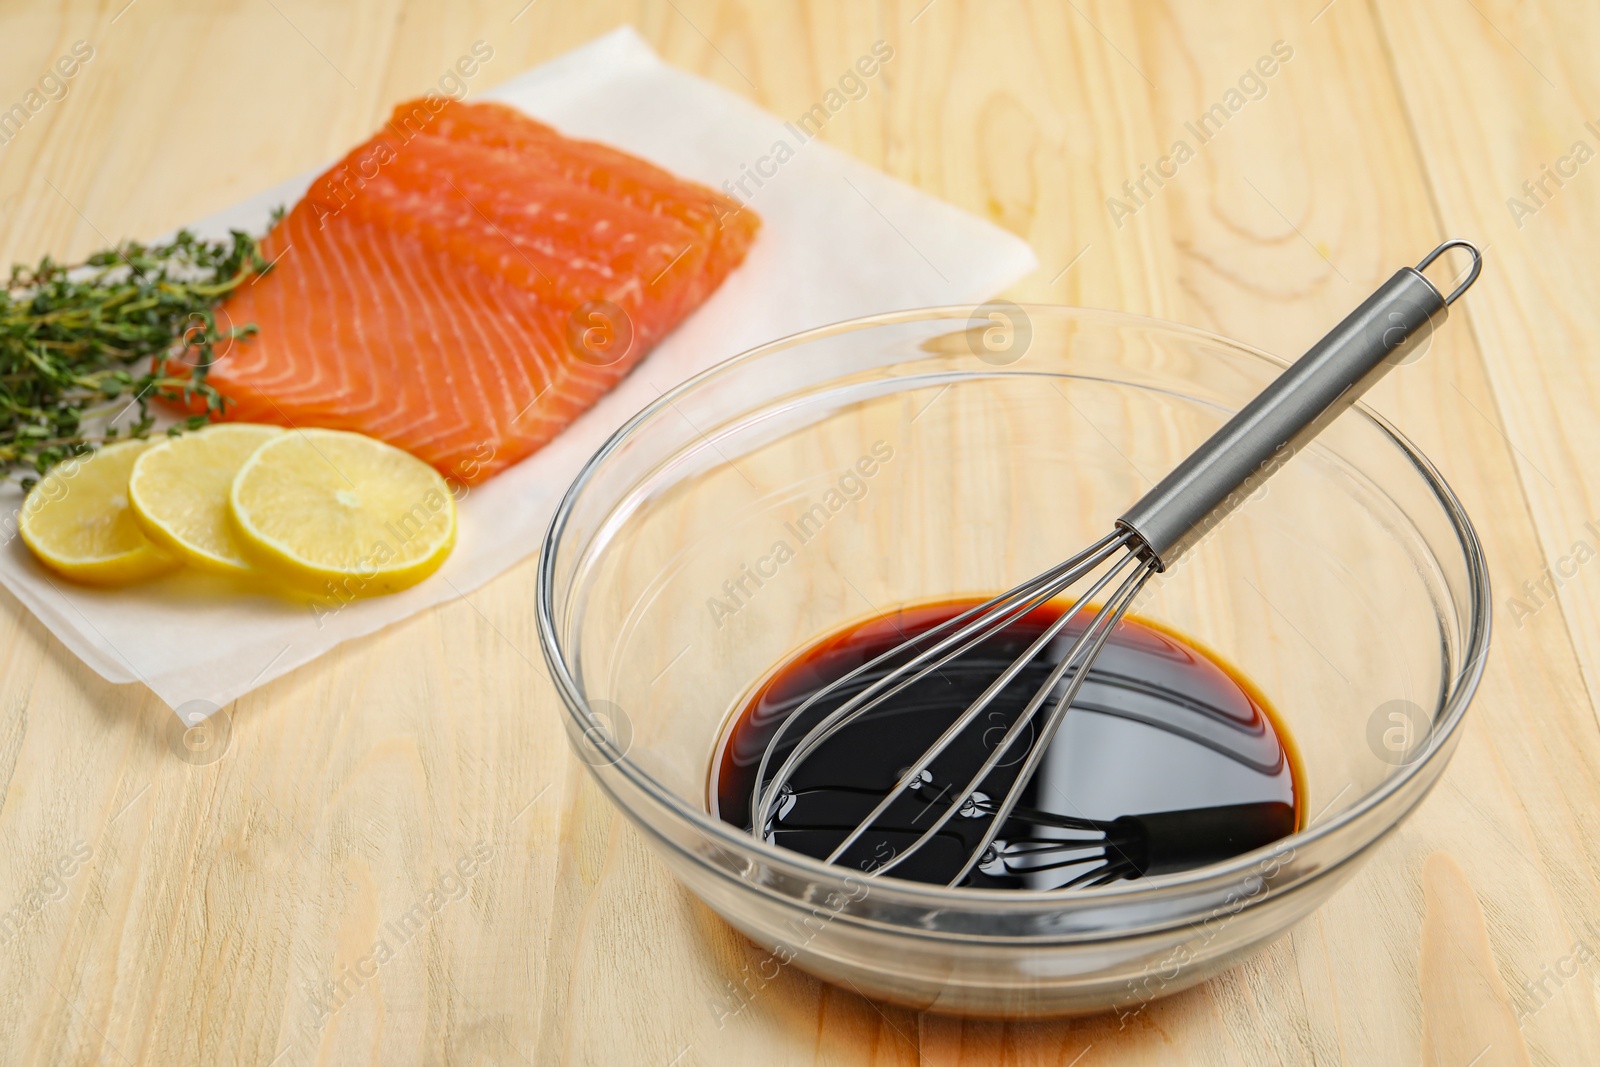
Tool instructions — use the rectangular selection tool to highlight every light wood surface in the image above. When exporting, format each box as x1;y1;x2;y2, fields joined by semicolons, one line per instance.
2;1;1599;1064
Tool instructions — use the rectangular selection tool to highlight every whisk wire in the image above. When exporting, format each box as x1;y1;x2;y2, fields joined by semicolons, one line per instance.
750;530;1129;832
945;557;1156;885
840;550;1148;875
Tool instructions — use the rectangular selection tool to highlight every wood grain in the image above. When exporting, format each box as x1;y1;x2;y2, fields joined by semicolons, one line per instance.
1;0;1598;1063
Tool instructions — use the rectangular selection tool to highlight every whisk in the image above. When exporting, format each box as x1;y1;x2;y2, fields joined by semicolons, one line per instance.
750;240;1483;887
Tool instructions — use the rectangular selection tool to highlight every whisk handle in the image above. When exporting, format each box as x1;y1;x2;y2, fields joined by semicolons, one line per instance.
1116;241;1481;568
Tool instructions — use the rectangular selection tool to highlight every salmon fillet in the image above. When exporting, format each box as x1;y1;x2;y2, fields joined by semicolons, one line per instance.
198;98;759;484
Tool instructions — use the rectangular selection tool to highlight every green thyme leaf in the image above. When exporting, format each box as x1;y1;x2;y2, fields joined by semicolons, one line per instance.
1;221;277;484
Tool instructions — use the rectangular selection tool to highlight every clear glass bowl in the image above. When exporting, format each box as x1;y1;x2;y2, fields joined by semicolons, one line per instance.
536;306;1490;1018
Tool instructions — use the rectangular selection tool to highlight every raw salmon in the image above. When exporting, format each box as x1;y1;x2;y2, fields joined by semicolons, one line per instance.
197;98;759;484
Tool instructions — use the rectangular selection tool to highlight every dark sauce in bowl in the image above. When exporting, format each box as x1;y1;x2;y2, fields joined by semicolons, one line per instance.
711;599;1302;890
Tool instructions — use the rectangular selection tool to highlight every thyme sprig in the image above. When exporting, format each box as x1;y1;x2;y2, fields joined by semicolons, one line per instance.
0;222;276;488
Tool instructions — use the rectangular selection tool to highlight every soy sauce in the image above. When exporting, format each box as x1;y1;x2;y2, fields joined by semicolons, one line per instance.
711;599;1301;890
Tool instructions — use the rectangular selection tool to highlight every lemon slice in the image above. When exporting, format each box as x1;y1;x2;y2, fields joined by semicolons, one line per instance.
18;440;179;585
229;428;456;595
128;424;284;574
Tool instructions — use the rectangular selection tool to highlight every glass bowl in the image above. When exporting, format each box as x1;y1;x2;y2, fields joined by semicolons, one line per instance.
535;305;1489;1018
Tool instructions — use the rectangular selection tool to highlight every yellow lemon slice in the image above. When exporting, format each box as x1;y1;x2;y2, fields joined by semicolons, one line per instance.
18;440;179;585
229;428;456;595
128;423;284;574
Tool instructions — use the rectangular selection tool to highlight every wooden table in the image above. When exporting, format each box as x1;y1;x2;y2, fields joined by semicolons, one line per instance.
3;2;1598;1063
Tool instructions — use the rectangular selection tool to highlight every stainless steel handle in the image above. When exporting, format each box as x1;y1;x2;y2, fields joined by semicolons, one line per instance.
1116;240;1482;569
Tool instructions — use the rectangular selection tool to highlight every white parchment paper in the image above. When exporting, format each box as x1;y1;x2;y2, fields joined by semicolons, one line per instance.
0;26;1037;715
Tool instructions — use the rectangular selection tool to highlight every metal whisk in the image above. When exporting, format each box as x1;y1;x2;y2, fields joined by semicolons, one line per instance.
750;240;1483;887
